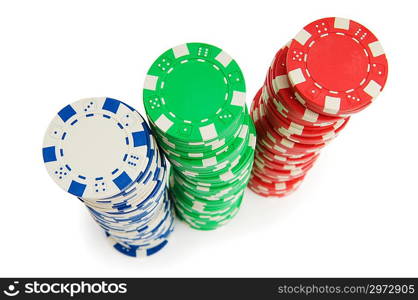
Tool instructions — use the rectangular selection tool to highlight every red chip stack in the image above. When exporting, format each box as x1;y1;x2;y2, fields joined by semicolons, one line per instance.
249;17;388;197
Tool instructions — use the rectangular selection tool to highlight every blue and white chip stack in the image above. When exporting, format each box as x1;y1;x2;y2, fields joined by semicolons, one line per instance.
42;97;174;258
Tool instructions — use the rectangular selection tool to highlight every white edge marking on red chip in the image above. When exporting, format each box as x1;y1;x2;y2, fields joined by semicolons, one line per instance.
334;17;350;30
324;96;341;114
294;29;312;46
288;68;306;85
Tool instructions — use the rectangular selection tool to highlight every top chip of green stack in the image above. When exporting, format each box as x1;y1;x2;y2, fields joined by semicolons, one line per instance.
143;42;246;143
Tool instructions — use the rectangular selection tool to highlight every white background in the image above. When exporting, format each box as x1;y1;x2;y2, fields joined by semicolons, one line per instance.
1;0;417;277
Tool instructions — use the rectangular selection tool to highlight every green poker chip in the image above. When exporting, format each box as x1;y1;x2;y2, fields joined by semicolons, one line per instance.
143;42;246;143
169;114;252;173
143;42;255;230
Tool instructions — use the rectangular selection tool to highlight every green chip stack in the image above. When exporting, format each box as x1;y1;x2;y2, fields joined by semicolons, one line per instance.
143;42;256;230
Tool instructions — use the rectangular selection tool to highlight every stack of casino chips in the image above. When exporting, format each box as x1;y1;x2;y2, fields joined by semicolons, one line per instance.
249;17;388;197
143;43;256;230
42;97;174;257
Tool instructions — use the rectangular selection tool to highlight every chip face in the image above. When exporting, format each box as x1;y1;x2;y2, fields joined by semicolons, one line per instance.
43;97;151;199
286;17;388;116
43;97;174;257
143;43;254;230
143;43;246;143
249;17;388;198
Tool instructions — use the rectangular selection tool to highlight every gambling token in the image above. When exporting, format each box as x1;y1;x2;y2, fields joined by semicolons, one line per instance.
270;47;344;125
143;43;254;230
250;173;304;192
255;145;319;165
248;183;295;198
255;118;326;155
249;17;388;198
169;114;252;173
43;97;152;199
286;17;388;116
43;97;174;257
254;152;317;173
143;42;246;144
258;87;349;138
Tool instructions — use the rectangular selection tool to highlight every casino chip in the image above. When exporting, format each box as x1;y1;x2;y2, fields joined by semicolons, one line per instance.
143;42;255;230
249;17;388;197
42;97;174;257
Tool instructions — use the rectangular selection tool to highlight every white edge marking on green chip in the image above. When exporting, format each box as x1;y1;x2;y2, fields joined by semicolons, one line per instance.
184;191;194;199
211;139;225;150
249;134;256;148
220;171;234;181
214;162;228;172
215;51;232;67
239;124;248;139
196;186;209;192
199;123;218;141
192;202;205;210
173;44;190;58
144;75;158;91
202;157;217;167
155;114;173;132
231;91;246;107
183;171;198;177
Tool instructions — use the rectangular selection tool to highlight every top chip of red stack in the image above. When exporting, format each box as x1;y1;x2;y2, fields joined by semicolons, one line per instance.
286;17;388;116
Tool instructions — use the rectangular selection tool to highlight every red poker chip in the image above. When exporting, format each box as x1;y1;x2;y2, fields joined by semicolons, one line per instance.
253;157;315;178
270;46;345;125
252;165;304;182
250;172;305;191
256;110;327;153
274;117;349;145
248;185;298;197
257;134;321;158
254;150;317;171
263;63;343;129
259;107;339;145
256;138;320;161
255;145;319;165
286;17;388;116
256;145;319;165
261;90;349;137
248;182;298;198
259;89;346;138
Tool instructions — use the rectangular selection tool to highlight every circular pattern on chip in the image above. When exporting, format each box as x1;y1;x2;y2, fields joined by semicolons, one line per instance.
286;17;388;116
